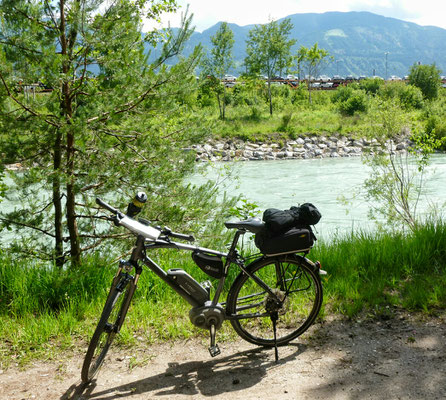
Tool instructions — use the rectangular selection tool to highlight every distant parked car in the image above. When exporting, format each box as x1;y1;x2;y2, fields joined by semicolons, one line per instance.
371;75;384;80
286;74;297;80
345;75;356;81
332;75;344;81
318;75;331;82
223;74;236;82
389;75;402;81
321;82;334;88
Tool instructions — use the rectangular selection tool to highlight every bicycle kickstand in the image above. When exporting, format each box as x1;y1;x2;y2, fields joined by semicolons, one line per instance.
271;312;279;362
208;323;221;357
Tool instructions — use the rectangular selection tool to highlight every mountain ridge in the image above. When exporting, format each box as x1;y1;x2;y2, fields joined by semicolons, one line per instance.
181;11;446;77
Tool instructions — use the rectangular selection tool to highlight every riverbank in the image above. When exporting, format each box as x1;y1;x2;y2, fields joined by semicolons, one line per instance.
190;135;413;162
1;135;417;167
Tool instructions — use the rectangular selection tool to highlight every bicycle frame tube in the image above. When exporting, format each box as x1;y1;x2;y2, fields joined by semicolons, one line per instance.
115;274;138;333
141;233;237;307
136;231;290;308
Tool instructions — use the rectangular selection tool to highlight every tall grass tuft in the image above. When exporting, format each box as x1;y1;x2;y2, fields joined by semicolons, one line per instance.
313;221;446;317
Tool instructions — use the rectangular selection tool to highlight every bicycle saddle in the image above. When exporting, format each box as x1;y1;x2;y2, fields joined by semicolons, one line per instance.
224;218;265;234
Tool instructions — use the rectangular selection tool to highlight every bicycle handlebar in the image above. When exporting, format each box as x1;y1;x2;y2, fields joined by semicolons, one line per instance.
96;197;160;240
96;197;120;216
95;197;194;242
162;228;195;243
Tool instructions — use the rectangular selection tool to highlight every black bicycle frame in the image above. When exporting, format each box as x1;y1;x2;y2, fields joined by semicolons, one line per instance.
126;229;287;313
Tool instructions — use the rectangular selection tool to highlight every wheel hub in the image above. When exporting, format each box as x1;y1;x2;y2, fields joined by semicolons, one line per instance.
264;288;287;314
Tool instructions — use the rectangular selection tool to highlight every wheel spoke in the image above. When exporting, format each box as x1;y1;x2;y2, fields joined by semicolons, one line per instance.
81;275;133;383
227;256;322;346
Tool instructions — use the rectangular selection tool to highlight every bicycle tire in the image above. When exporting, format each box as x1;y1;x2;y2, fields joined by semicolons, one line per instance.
81;275;133;383
226;255;322;347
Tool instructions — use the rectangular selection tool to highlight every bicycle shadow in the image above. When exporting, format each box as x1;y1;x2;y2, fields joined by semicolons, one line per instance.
62;343;306;399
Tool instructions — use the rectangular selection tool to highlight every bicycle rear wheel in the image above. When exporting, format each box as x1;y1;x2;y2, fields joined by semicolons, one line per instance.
226;255;322;346
81;274;133;383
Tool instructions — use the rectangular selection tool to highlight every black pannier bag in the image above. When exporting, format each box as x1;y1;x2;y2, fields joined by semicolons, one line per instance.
255;203;321;255
192;251;224;279
262;203;321;234
254;227;314;256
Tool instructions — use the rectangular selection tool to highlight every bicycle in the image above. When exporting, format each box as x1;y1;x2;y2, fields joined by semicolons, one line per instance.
81;195;324;383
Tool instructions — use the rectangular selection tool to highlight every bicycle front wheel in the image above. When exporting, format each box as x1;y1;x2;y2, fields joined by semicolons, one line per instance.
81;275;133;383
226;255;322;347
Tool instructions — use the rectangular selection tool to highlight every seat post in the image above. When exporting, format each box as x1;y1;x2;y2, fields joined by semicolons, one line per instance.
228;230;244;257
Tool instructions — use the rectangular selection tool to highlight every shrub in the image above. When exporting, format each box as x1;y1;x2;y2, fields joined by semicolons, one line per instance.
360;77;385;95
277;112;294;133
331;85;354;104
426;115;446;150
333;86;368;116
408;63;442;100
291;84;308;105
379;82;423;109
399;85;424;109
338;91;368;115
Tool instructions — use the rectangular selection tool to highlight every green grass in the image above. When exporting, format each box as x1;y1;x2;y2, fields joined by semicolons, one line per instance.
196;85;432;142
1;221;445;367
313;223;446;317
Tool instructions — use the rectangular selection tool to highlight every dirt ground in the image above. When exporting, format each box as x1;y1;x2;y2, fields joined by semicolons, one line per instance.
2;311;445;400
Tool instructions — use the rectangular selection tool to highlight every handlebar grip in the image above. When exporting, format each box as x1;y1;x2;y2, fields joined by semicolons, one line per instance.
170;232;195;242
96;198;119;214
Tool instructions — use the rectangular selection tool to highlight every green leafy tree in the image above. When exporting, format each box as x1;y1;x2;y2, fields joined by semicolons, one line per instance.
244;18;295;115
362;99;441;231
0;1;224;266
203;22;234;120
297;43;331;104
408;63;442;100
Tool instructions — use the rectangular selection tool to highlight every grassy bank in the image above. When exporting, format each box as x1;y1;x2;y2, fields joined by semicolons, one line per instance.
1;222;445;367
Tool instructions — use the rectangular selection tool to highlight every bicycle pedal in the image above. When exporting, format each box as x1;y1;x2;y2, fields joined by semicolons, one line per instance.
208;344;221;357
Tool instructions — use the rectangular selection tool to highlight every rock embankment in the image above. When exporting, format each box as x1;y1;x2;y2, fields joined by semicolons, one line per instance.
191;135;413;162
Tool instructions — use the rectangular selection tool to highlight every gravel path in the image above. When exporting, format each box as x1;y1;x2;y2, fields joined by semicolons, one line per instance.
2;312;445;400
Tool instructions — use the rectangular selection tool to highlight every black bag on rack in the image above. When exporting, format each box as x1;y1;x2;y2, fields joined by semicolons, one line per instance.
255;203;321;255
254;226;314;255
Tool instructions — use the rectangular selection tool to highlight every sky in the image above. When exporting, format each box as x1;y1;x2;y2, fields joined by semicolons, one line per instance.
144;0;446;32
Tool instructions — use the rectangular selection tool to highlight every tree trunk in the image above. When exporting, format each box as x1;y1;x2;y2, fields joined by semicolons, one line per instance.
216;92;223;119
268;80;273;115
52;129;64;267
222;84;227;120
308;80;313;104
66;129;80;265
60;0;81;265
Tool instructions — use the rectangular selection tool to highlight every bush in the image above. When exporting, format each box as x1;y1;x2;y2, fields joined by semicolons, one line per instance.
426;115;446;150
379;82;423;109
408;63;442;100
277;112;294;133
332;86;368;116
360;77;384;95
399;85;424;109
331;85;354;104
291;84;308;105
339;92;368;115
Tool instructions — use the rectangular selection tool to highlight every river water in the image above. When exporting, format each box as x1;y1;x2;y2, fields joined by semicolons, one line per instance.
2;155;446;243
191;155;446;239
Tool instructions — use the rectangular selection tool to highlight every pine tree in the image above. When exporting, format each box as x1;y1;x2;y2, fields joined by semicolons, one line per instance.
0;1;220;266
